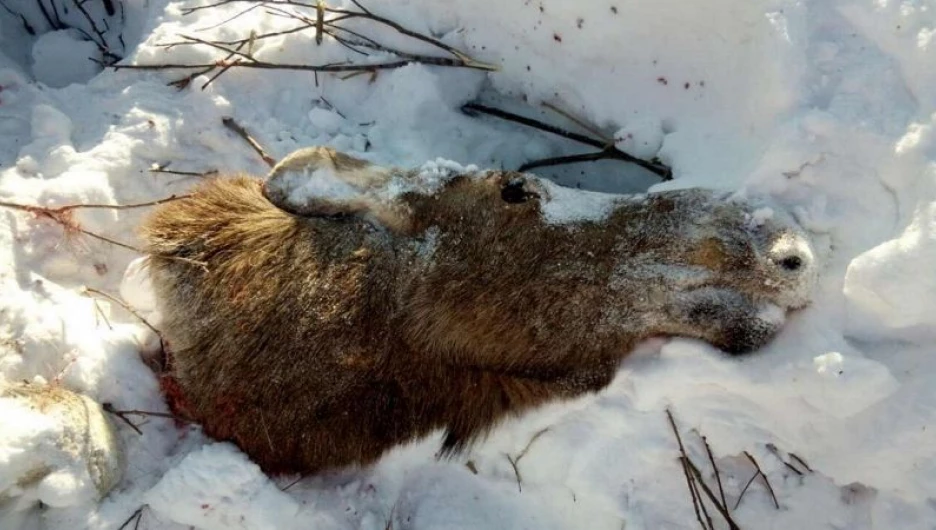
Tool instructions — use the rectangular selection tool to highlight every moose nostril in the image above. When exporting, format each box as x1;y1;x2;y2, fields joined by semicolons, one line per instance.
778;255;803;272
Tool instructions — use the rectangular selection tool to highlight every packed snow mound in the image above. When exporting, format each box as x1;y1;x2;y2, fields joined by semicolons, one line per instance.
31;31;102;88
844;112;936;341
0;0;934;528
145;444;300;530
0;382;123;525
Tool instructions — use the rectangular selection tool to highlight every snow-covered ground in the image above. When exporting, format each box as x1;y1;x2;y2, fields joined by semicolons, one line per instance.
1;0;935;528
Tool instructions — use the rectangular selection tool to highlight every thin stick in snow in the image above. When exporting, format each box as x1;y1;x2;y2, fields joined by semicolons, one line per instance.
766;442;812;475
102;403;144;435
700;434;728;510
83;287;166;349
665;409;712;530
685;458;741;530
117;506;145;530
461;102;672;180
505;453;524;493
222;117;277;167
149;164;220;179
742;451;780;509
504;426;551;493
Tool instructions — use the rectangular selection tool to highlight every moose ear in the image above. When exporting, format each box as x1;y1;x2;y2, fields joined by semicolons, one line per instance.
263;147;412;232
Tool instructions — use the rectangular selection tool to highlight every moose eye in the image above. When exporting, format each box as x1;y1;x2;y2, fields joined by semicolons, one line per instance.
501;179;532;204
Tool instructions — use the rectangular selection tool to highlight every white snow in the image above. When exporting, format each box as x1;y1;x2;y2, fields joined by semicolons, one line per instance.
0;383;123;526
539;179;622;225
144;443;301;530
613;118;664;160
0;0;935;529
31;31;101;89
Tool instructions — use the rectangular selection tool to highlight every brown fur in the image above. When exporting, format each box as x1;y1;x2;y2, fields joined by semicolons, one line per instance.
141;154;815;474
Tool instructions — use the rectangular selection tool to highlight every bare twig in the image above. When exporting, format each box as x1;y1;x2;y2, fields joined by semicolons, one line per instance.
92;298;114;331
0;200;140;252
666;409;711;530
789;453;813;473
685;458;741;530
503;427;551;493
742;451;780;509
733;471;760;510
149;165;219;178
102;402;144;435
280;474;307;491
505;454;523;493
0;194;190;215
77;227;140;252
35;0;60;31
47;0;62;29
117;506;145;530
221;117;276;167
131;0;496;88
515;427;550;463
202;59;242;88
0;1;36;35
700;435;728;511
1;194;191;254
103;405;193;423
113;59;412;73
765;442;812;475
324;4;495;70
679;456;711;530
315;0;324;44
193;2;264;31
171;39;250;89
83;287;166;347
463;103;606;149
541;101;613;145
323;29;370;56
70;0;109;52
177;34;258;63
518;150;621;173
462;103;672;179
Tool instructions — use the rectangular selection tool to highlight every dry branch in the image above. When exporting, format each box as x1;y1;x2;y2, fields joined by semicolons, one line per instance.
280;474;308;491
461;102;672;180
103;404;193;423
766;442;812;475
117;506;145;530
734;471;760;510
0;194;189;215
742;451;780;509
541;101;614;145
83;287;167;348
505;454;523;493
666;410;713;530
103;402;144;435
700;435;728;510
149;165;219;179
685;459;741;530
666;409;744;530
790;453;813;473
504;426;551;493
113;0;496;89
0;194;191;253
222;117;276;167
